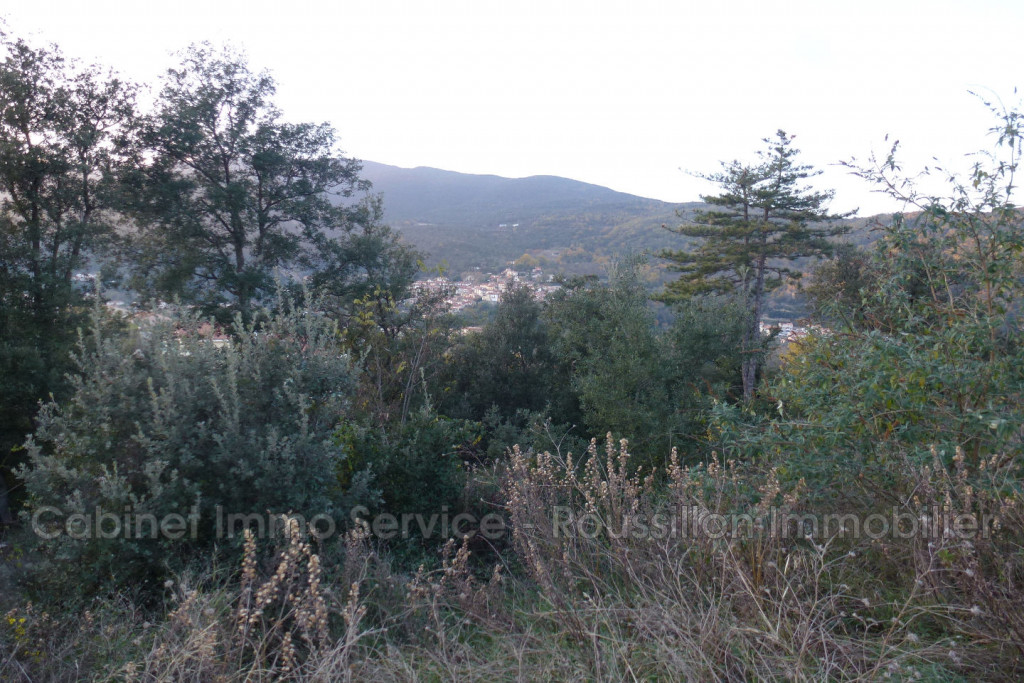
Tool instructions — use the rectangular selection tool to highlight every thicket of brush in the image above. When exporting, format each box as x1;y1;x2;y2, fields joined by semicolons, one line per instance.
2;429;1023;681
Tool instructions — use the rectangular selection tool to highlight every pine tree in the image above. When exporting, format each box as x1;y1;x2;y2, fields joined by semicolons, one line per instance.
659;130;850;400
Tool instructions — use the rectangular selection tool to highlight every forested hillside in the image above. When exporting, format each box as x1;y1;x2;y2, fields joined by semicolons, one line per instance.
361;160;696;273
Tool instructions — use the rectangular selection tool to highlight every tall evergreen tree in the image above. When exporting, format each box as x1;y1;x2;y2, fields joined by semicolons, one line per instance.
658;130;850;400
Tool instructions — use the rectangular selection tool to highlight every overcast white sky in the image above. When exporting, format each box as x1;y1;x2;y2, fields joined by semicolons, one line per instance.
4;0;1021;215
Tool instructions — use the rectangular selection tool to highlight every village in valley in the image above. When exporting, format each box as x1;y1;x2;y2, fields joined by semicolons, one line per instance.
413;266;821;344
411;265;562;312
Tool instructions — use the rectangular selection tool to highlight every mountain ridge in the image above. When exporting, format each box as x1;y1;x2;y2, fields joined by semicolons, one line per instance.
358;160;698;274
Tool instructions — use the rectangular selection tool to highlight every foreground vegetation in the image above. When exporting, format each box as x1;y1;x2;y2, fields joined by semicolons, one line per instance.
3;426;1022;680
2;29;1023;682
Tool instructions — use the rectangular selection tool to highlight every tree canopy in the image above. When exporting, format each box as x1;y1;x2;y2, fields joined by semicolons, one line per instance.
127;43;382;315
0;35;137;521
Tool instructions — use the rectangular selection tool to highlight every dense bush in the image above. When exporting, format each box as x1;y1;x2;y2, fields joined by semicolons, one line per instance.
16;292;363;596
349;412;474;521
440;284;577;424
544;262;745;467
439;259;746;471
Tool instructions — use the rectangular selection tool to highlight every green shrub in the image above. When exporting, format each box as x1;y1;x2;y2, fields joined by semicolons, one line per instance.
17;292;364;597
352;412;473;522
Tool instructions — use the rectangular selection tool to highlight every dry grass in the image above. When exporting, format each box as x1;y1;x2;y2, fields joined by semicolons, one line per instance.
3;435;1022;681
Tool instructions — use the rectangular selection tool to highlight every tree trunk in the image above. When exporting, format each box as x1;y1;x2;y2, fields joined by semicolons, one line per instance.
234;238;249;314
741;250;768;402
741;323;758;402
741;362;755;402
0;475;13;526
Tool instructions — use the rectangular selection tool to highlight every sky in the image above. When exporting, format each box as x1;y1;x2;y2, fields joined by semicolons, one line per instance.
3;0;1022;216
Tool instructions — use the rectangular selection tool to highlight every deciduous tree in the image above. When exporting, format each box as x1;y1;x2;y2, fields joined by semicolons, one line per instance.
0;34;136;523
129;43;392;316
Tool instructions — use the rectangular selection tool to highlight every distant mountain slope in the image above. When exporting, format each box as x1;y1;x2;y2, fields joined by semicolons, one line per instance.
360;161;699;274
361;161;676;226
